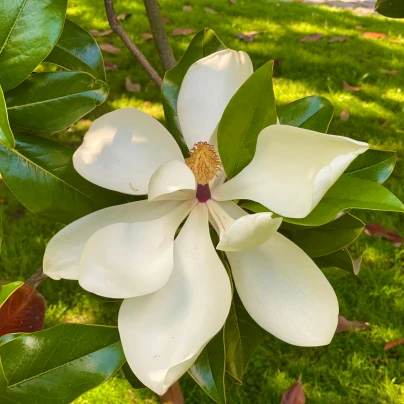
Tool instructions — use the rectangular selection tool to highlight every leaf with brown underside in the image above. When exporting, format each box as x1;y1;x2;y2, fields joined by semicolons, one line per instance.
183;5;192;11
160;382;184;404
204;7;218;14
125;77;141;92
141;33;153;40
99;44;121;54
343;81;360;92
300;34;323;42
362;32;387;39
104;61;119;70
89;29;112;37
329;36;349;43
365;223;403;247
381;69;400;76
0;284;46;337
385;339;404;350
172;28;196;36
281;377;305;404
340;108;350;121
336;315;369;333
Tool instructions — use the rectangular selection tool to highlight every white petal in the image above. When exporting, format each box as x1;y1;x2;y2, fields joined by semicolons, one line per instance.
43;200;181;280
118;203;232;395
207;200;281;251
73;108;183;195
79;199;197;298
177;49;253;147
212;124;368;218
148;160;196;202
228;233;339;346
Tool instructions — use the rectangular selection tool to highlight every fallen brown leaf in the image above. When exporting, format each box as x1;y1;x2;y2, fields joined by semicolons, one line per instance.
362;32;387;39
381;69;400;76
89;29;112;37
230;0;237;3
117;13;131;21
235;31;261;42
183;5;192;11
329;35;349;43
281;377;305;404
336;315;369;333
343;80;360;92
141;32;153;40
204;7;218;14
385;339;404;350
300;33;323;42
99;43;121;54
353;257;362;276
355;25;365;30
125;77;142;92
365;223;403;247
340;108;350;121
104;61;118;70
172;27;196;36
0;199;5;204
162;16;174;24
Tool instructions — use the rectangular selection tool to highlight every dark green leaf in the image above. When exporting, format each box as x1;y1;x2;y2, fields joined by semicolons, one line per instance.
218;61;277;179
0;282;23;309
224;294;267;383
0;0;67;91
122;362;145;389
44;19;106;80
162;29;226;155
277;96;334;133
243;175;404;227
313;248;354;273
0;213;2;254
344;149;396;184
188;329;226;404
6;72;109;132
375;0;404;18
0;86;14;148
0;133;128;224
0;324;125;404
280;213;364;257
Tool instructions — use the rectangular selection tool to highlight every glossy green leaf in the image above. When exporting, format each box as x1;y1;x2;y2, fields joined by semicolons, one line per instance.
0;0;67;91
122;362;145;389
313;248;354;273
0;86;14;148
345;149;396;184
0;282;23;309
224;294;267;383
277;96;334;133
243;175;404;227
280;213;364;257
0;324;125;404
5;71;109;132
44;19;106;80
0;133;129;224
375;0;404;18
162;29;226;155
188;330;226;404
218;61;277;179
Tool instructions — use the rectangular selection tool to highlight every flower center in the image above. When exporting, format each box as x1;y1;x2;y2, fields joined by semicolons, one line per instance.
185;142;221;185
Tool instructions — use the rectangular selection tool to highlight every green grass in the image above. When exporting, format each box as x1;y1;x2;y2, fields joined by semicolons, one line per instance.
1;0;404;402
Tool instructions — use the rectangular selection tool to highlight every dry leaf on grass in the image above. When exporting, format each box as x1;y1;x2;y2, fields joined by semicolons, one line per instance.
89;29;112;37
183;5;192;11
162;16;174;24
117;13;131;21
329;36;349;43
381;69;400;76
141;32;153;40
230;0;237;3
172;27;196;36
125;77;142;92
343;80;360;92
204;7;218;14
281;377;305;404
355;25;365;30
365;223;403;247
99;43;121;54
235;31;261;42
104;61;118;70
336;315;369;333
0;199;5;204
340;108;350;121
300;33;323;42
385;339;404;351
362;32;387;39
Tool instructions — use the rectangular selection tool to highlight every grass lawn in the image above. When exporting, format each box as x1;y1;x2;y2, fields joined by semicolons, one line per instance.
1;0;404;402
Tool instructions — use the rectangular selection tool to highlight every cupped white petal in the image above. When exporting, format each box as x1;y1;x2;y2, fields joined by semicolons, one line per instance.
79;199;197;298
207;200;281;251
148;160;196;202
220;202;339;346
43;200;181;280
212;124;368;218
178;49;253;147
118;203;232;395
73;108;183;195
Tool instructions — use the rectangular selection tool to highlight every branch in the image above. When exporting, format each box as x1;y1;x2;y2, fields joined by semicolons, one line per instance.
104;0;163;87
25;267;48;289
143;0;176;71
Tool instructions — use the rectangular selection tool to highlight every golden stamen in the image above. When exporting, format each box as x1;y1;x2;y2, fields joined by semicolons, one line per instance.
185;142;221;185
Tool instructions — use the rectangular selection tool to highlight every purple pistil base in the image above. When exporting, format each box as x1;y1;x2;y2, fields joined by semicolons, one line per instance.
196;184;211;202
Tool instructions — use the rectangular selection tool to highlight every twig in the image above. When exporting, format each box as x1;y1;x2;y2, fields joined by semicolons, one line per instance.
25;267;48;289
143;0;176;71
104;0;163;87
160;382;184;404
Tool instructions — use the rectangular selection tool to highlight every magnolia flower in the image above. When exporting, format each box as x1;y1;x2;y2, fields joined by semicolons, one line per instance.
43;49;368;395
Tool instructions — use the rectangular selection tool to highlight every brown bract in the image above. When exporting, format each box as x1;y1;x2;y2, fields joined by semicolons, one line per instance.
336;315;369;333
281;377;305;404
365;223;403;247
